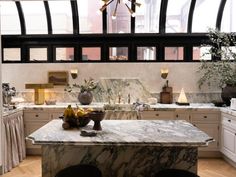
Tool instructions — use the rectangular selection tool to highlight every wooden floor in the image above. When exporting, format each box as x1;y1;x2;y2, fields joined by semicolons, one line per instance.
1;157;236;177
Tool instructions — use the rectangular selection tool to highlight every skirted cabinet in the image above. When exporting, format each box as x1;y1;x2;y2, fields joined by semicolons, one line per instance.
2;109;26;173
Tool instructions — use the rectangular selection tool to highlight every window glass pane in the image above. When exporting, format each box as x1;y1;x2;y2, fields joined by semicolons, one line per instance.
193;46;211;60
135;0;161;33
49;1;73;34
0;1;21;34
192;0;221;32
165;47;183;60
221;0;236;32
166;0;191;33
21;1;47;34
82;47;101;61
137;47;156;60
109;47;128;61
77;0;102;33
3;48;21;61
30;48;47;61
107;1;131;33
56;48;74;61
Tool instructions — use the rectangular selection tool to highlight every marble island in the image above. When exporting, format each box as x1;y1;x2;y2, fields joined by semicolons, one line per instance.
28;120;212;177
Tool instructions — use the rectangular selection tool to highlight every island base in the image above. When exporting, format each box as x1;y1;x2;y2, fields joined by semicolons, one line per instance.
42;145;198;177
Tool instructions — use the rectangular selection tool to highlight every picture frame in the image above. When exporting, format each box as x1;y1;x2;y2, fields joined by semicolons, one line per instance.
48;71;68;85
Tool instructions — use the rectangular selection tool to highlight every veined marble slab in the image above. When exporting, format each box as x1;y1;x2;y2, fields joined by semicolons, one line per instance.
28;120;212;147
42;145;198;177
149;103;220;111
221;107;236;117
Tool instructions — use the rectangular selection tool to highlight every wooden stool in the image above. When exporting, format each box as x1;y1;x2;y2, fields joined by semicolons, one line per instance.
55;164;102;177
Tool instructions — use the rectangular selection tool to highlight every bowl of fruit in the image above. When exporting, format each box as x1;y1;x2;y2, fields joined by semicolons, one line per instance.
61;105;93;129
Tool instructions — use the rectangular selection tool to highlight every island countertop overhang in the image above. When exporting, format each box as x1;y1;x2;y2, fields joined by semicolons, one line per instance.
27;119;213;147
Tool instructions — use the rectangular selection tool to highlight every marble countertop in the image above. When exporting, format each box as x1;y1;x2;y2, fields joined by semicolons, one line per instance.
28;119;212;147
20;102;105;109
221;107;236;116
7;102;221;110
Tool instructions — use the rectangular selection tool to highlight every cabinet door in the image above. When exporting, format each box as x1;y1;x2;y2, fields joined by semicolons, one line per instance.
25;122;48;149
140;111;174;120
193;123;219;151
221;125;236;160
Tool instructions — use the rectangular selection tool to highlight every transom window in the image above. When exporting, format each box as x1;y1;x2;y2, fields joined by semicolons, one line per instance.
1;0;235;63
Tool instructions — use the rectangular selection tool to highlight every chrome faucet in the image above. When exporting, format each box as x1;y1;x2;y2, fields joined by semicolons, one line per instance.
118;92;121;104
128;94;131;104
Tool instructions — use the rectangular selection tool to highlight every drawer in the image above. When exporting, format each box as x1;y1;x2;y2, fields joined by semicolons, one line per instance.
140;111;174;120
222;115;236;130
24;112;50;122
191;113;219;122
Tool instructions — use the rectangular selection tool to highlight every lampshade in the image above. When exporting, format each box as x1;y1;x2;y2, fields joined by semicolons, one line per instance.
176;88;190;106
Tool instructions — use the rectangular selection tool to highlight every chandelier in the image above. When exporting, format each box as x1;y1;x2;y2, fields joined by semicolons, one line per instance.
100;0;141;20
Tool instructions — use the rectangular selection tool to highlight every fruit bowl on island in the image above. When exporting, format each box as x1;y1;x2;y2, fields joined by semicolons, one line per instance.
61;105;92;130
89;111;106;131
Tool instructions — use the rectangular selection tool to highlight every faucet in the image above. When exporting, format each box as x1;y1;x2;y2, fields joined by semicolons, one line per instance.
118;92;121;104
128;94;131;104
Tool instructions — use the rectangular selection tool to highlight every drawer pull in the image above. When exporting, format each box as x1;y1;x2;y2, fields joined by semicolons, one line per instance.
228;119;231;123
155;114;159;116
203;116;207;118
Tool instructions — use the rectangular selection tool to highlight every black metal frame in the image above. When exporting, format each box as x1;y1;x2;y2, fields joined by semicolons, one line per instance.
1;0;232;63
44;1;52;35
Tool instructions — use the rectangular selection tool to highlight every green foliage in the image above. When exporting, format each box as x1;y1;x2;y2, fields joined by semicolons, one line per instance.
65;78;97;93
198;28;236;89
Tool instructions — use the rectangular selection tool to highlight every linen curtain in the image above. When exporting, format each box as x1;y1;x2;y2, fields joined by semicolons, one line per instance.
2;110;26;173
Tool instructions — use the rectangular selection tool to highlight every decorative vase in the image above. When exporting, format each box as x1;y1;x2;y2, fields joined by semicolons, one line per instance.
78;91;93;105
221;84;236;106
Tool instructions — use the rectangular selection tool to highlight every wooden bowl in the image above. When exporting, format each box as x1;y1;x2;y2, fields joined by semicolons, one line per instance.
89;111;105;131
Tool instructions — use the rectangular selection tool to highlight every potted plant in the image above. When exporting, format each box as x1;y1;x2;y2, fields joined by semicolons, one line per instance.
65;78;97;105
198;28;236;105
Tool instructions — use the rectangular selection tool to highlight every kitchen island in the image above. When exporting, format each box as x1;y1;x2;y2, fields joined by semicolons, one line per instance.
28;119;212;177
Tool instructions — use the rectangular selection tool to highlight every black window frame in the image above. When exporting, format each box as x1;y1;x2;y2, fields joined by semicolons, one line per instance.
1;0;232;63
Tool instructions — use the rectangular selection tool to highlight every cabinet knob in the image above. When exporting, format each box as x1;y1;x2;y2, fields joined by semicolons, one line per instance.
176;114;179;118
228;119;231;123
203;116;207;118
155;114;159;116
35;114;39;117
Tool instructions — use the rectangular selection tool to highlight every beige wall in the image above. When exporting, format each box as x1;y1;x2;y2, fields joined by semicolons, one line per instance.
1;63;220;93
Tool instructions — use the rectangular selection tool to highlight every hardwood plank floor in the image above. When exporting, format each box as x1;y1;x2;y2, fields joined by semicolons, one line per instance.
1;157;236;177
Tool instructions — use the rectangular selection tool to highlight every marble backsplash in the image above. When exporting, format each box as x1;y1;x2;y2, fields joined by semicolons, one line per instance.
14;78;222;104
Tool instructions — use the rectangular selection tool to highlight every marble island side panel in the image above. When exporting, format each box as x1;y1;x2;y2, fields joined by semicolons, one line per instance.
42;145;198;177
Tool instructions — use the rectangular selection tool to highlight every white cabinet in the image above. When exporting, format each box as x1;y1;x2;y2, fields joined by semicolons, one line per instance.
24;108;63;155
139;110;174;120
192;111;220;151
221;113;236;162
